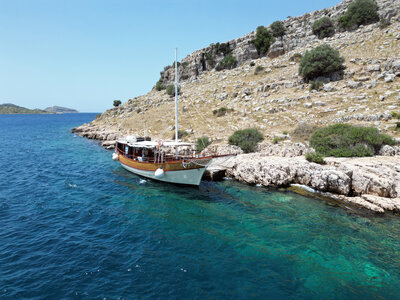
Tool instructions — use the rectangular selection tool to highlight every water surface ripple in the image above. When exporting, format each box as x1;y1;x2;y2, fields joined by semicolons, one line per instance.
1;114;400;299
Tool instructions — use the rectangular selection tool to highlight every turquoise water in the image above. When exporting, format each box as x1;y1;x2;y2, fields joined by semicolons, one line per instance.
1;114;400;299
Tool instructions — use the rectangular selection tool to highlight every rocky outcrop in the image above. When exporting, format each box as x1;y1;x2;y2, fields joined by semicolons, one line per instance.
159;0;400;85
72;123;120;149
223;154;400;213
200;144;244;156
256;141;311;157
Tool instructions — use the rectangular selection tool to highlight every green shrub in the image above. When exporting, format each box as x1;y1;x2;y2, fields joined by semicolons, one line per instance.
228;128;264;153
155;79;165;91
250;61;256;67
196;136;211;152
312;17;335;39
310;124;397;157
289;53;303;63
396;122;400;131
204;51;216;68
252;26;275;56
310;80;324;91
213;107;233;117
299;45;345;82
172;129;189;140
166;84;174;96
113;100;122;107
214;42;232;56
339;0;380;30
391;112;400;119
379;18;391;29
270;21;286;38
216;54;238;71
254;65;264;75
305;152;326;164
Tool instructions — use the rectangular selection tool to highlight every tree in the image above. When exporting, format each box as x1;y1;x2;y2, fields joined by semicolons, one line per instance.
312;17;335;39
339;0;380;30
299;45;345;82
252;26;275;56
270;21;286;38
113;100;122;107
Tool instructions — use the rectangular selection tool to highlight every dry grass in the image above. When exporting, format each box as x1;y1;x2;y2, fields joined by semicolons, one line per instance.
95;23;400;142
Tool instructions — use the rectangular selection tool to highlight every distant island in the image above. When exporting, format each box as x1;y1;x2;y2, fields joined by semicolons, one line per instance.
0;103;79;114
44;106;79;113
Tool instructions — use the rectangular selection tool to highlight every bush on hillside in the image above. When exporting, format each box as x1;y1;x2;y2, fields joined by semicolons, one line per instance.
214;42;232;56
216;54;238;71
196;136;211;152
309;80;324;91
155;79;165;91
172;129;189;140
339;0;380;30
254;66;264;75
379;18;391;29
289;53;303;63
252;26;275;56
166;85;181;96
250;61;256;67
166;84;174;96
312;17;335;39
391;112;400;120
310;124;397;157
213;107;233;117
305;152;326;164
270;21;286;38
299;45;345;82
228;128;264;153
113;100;122;107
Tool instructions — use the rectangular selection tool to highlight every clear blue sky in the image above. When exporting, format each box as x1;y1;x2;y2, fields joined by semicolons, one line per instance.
0;0;340;112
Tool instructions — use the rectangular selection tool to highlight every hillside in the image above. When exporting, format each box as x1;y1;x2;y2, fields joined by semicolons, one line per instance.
0;103;48;114
74;0;400;145
44;106;79;113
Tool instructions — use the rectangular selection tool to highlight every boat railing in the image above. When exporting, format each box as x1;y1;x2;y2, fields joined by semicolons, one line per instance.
115;147;222;163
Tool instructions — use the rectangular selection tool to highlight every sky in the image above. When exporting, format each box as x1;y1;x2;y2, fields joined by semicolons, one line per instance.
0;0;340;112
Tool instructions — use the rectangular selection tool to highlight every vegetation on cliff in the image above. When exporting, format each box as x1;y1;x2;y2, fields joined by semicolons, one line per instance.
312;17;335;39
228;128;264;153
339;0;380;29
196;136;211;152
310;124;397;157
113;100;122;107
252;26;275;56
270;21;286;38
299;45;345;82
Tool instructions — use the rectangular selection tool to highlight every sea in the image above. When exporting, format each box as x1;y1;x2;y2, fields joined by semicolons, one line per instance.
1;113;400;299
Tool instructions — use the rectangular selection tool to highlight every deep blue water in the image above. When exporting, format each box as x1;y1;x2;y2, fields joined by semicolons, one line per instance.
1;114;400;299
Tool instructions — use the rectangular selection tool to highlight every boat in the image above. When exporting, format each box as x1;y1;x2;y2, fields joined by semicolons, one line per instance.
112;49;230;186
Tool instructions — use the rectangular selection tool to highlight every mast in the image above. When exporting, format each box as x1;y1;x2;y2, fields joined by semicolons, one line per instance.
174;48;178;159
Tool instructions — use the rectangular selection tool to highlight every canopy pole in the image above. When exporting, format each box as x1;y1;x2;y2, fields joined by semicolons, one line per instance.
175;48;178;159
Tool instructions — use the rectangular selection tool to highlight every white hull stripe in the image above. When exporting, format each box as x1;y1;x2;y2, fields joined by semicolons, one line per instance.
120;162;206;186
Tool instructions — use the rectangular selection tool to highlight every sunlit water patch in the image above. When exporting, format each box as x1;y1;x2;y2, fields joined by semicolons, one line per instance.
0;114;400;299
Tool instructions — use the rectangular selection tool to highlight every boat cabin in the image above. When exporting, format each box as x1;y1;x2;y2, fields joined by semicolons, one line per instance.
116;137;195;163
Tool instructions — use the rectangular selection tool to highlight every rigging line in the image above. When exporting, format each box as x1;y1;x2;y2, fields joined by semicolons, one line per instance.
184;98;213;150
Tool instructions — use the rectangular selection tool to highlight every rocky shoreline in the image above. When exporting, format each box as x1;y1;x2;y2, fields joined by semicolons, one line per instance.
71;126;400;214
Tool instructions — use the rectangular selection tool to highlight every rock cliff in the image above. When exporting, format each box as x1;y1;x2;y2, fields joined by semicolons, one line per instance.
159;0;400;86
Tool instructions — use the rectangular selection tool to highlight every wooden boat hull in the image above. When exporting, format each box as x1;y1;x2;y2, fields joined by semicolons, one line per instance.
118;154;209;186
